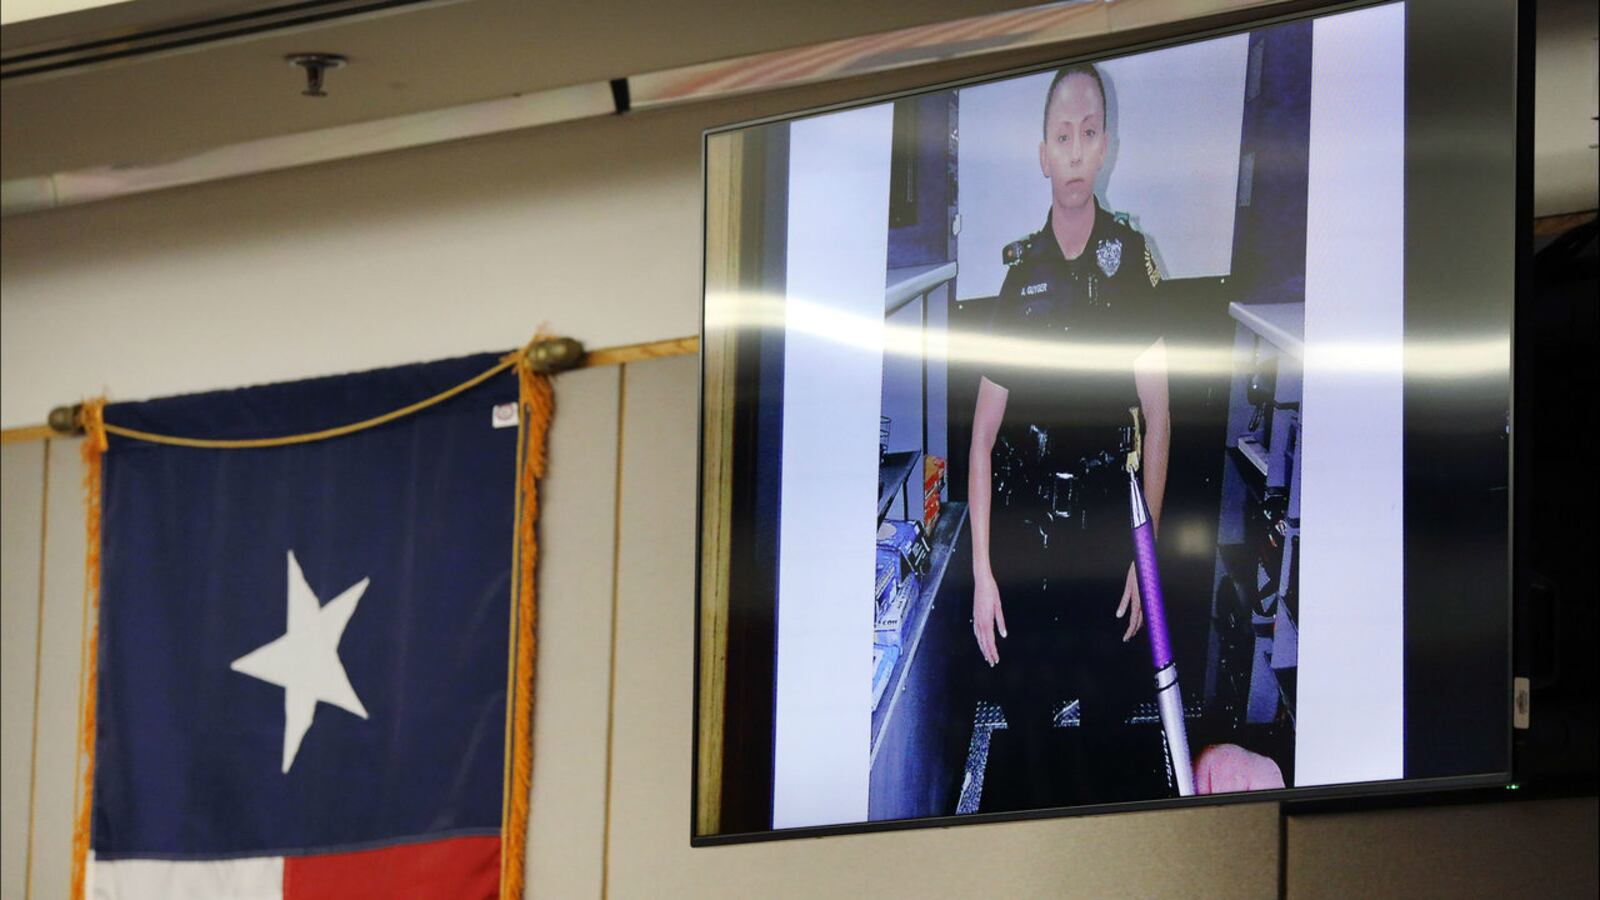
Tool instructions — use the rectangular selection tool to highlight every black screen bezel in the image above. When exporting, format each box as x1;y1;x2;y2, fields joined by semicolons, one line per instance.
691;0;1522;846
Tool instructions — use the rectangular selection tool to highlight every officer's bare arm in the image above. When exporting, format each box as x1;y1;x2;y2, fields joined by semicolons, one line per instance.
970;377;1009;666
1132;337;1170;537
1117;338;1170;641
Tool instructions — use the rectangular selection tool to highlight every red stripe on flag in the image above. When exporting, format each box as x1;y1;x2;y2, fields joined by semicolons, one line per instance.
283;834;500;900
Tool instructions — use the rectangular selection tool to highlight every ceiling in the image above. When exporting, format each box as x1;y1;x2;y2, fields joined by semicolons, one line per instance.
1;0;1593;213
1;0;1063;180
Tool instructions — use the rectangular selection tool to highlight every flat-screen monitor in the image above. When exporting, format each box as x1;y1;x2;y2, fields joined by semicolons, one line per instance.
695;0;1518;842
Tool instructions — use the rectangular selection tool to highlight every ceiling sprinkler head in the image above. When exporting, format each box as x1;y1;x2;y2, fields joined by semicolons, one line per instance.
286;53;347;98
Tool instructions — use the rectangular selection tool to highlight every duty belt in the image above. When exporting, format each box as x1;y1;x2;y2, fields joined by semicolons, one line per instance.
993;422;1134;548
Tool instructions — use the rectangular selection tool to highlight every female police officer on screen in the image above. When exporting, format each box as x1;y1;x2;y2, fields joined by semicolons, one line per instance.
967;63;1171;804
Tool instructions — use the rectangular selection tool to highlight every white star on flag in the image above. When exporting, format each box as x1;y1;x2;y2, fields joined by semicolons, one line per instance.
230;550;370;773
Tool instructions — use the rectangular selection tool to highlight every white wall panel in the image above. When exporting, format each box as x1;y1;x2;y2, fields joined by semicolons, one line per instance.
525;365;621;899
1;440;47;900
32;438;90;900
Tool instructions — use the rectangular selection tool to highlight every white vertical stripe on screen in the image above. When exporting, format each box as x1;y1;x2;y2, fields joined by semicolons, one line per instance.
1296;1;1407;787
772;105;894;829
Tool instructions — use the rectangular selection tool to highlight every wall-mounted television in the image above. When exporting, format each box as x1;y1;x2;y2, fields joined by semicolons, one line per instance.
695;0;1520;843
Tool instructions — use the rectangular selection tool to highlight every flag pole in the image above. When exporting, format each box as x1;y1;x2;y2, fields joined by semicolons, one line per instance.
69;399;107;900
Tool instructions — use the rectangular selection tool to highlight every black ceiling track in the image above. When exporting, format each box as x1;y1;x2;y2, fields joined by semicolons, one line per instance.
1;0;446;82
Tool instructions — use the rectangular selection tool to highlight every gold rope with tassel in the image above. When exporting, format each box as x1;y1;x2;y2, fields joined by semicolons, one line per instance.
64;344;557;900
70;398;107;900
98;356;519;449
501;348;552;900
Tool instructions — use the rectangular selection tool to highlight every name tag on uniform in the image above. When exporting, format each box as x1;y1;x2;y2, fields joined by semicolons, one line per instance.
1021;282;1049;296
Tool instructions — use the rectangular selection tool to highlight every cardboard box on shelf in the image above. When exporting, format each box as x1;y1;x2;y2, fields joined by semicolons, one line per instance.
923;455;947;528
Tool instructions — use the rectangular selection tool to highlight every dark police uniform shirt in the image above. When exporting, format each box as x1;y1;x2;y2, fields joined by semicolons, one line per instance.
987;201;1163;476
980;203;1166;733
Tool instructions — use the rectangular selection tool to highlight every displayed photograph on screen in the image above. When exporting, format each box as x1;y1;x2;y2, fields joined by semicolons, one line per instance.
697;0;1511;841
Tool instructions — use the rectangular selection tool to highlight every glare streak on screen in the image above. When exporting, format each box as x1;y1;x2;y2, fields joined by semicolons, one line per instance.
771;106;895;829
1296;0;1406;786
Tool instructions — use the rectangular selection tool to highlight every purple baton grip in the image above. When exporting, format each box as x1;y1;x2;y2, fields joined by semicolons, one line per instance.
1128;471;1195;796
1131;520;1174;670
1128;479;1174;671
1132;518;1171;666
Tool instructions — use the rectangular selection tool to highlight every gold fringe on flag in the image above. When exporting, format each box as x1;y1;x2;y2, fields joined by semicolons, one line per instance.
70;398;107;900
500;345;552;899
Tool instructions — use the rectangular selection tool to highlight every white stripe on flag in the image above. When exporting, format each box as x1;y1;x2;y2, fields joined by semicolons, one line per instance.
90;852;284;900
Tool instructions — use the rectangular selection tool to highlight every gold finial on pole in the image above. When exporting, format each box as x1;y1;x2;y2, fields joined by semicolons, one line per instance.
526;337;586;374
48;403;85;436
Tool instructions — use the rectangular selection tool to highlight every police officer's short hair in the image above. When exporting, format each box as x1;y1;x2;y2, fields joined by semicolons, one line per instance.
1041;63;1108;139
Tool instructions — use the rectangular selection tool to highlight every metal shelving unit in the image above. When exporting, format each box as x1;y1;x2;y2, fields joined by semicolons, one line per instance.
868;263;968;816
1205;302;1303;729
871;502;968;762
877;450;922;524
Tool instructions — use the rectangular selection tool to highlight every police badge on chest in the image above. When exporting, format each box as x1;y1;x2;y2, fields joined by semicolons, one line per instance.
1096;237;1122;277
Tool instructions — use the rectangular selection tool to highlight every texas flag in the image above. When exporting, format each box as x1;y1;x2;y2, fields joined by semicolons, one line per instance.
84;353;532;899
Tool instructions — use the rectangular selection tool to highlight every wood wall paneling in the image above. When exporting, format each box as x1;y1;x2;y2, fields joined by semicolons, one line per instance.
696;129;744;839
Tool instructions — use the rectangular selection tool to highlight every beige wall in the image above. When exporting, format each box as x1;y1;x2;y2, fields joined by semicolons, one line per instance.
1534;0;1600;217
1286;797;1599;900
1;0;1114;430
0;101;705;429
1;440;46;899
2;1;1184;430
